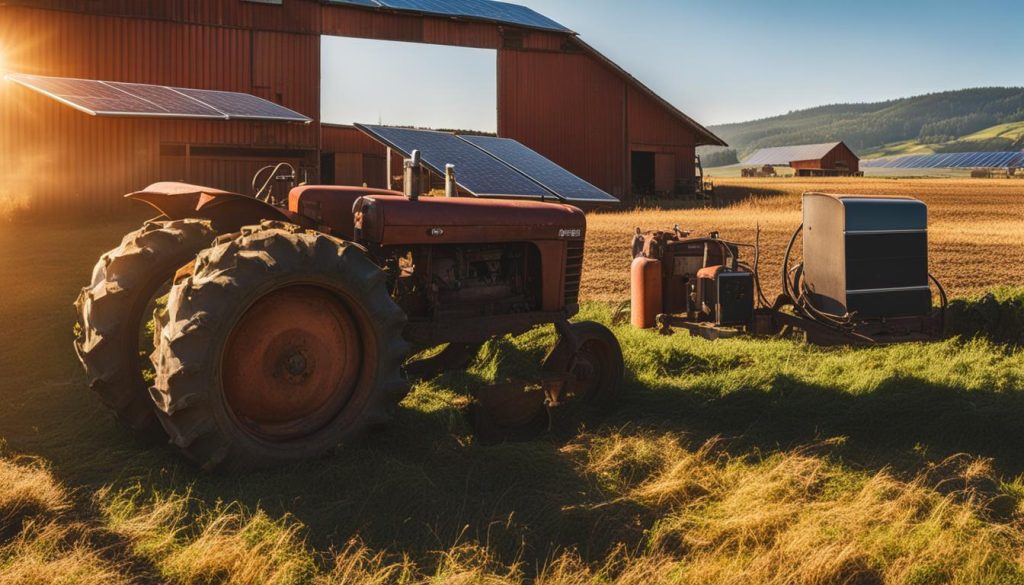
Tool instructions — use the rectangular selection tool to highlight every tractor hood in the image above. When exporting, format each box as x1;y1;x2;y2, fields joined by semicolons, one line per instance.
353;196;586;246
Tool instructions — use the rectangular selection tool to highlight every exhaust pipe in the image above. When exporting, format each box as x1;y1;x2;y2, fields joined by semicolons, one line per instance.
404;150;423;201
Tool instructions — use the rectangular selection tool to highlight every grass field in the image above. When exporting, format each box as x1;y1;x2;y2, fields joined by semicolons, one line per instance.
2;177;1024;583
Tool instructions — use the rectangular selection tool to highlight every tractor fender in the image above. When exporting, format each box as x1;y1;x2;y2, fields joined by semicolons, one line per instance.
126;182;299;232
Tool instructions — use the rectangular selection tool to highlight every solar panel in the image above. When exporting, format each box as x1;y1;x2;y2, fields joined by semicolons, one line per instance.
323;0;572;33
861;152;1024;169
176;88;312;123
5;73;311;123
106;82;227;118
461;135;617;203
356;124;553;199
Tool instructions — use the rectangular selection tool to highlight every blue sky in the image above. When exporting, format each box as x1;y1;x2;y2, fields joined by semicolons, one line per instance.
321;0;1022;130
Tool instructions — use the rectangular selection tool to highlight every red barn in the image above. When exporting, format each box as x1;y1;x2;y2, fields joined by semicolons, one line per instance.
0;0;725;212
743;142;861;177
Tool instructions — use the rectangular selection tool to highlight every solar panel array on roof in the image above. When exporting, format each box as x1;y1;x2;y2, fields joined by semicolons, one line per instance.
860;152;1024;169
462;135;618;203
322;0;572;33
743;143;843;166
355;124;619;205
5;73;312;123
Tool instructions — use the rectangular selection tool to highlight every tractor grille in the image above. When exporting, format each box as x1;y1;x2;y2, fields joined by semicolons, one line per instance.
564;240;584;307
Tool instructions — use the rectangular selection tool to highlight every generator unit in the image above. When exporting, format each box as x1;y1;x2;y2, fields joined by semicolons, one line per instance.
802;193;931;320
627;191;945;345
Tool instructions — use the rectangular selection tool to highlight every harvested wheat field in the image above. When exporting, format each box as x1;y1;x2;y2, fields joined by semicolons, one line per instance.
583;178;1024;302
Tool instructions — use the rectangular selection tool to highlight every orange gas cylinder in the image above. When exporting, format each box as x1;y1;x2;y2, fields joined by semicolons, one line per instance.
631;256;663;329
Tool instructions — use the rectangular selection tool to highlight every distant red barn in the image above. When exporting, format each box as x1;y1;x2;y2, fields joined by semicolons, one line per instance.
0;0;725;211
743;142;861;176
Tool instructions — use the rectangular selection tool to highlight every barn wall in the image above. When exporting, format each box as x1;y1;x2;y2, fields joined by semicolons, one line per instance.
627;86;697;192
498;48;628;197
320;3;568;50
1;0;322;33
0;4;320;211
498;46;702;198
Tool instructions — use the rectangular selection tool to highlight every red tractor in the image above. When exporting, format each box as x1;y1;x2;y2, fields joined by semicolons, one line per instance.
74;155;623;470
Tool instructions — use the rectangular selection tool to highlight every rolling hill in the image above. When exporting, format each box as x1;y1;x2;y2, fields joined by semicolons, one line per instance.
702;88;1024;162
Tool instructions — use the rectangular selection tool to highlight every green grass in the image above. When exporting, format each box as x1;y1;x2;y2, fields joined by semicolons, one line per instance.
863;121;1024;160
3;216;1024;582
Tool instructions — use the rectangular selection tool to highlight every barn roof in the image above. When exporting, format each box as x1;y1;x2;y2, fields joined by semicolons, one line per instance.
744;142;847;165
321;0;573;33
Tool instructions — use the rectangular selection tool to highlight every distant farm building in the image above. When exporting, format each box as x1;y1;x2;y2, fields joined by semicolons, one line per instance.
0;0;725;211
743;142;861;177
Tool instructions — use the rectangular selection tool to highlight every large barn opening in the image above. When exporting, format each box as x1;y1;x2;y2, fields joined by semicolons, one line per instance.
321;36;498;133
631;151;656;195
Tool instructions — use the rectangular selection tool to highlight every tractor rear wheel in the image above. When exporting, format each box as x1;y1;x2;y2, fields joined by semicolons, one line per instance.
149;222;410;470
74;219;217;433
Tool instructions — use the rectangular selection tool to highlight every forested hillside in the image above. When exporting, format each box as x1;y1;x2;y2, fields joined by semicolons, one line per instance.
705;88;1024;158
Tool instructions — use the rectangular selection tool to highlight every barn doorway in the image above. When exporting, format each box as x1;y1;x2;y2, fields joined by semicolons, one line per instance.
631;151;655;195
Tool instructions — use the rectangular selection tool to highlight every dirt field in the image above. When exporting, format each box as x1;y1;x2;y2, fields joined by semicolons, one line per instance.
583;177;1024;302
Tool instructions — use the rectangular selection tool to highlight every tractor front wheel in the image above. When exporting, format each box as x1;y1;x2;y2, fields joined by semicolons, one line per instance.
149;222;410;470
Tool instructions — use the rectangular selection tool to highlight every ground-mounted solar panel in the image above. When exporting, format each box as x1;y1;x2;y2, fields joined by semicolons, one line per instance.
861;152;1024;169
324;0;572;32
356;124;553;199
461;135;618;204
5;73;311;123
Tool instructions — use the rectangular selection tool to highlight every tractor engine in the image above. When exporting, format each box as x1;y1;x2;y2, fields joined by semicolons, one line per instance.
396;243;539;320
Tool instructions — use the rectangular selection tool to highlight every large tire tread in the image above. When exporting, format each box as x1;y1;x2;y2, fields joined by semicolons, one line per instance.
150;221;409;470
74;219;217;433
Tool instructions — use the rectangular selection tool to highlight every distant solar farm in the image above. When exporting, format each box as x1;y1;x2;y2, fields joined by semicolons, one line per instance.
861;151;1024;169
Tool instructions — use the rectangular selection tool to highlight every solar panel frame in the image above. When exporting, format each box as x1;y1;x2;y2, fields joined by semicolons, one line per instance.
355;124;556;200
460;135;618;204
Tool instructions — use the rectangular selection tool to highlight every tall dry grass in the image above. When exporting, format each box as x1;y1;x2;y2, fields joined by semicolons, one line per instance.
6;431;1024;584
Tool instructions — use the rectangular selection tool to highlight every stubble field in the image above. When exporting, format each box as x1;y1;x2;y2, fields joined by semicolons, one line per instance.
582;177;1024;303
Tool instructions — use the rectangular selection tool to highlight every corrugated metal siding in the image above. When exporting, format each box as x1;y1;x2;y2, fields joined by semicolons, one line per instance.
498;48;627;196
2;0;322;33
1;5;319;211
321;3;570;49
321;126;390;188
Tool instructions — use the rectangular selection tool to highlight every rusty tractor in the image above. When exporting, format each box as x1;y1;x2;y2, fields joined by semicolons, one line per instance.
75;154;623;470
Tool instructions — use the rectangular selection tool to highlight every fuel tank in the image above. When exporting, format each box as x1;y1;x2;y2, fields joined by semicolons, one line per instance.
631;256;662;329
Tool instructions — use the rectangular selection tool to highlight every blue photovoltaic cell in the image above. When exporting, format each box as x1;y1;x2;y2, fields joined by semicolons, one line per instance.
461;135;618;203
107;82;227;118
6;74;225;118
861;152;1024;169
356;124;552;199
323;0;571;32
176;88;311;123
6;73;311;123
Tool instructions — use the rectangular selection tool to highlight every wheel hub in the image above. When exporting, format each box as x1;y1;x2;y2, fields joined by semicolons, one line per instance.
221;286;362;441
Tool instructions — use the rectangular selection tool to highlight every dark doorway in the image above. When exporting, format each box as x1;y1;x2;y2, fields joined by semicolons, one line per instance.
320;153;336;185
631;151;655;195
